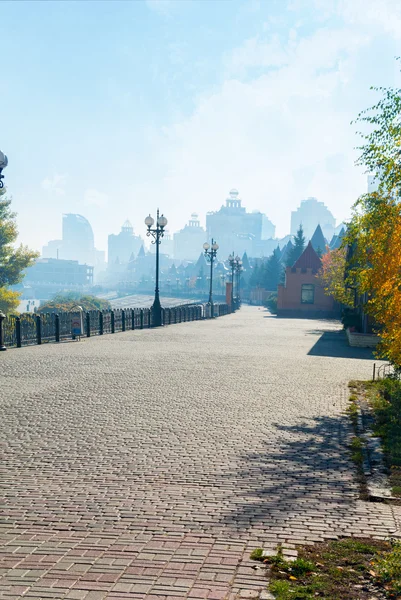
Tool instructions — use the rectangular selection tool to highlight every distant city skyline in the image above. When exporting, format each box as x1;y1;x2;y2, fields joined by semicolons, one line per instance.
2;0;401;253
40;192;338;264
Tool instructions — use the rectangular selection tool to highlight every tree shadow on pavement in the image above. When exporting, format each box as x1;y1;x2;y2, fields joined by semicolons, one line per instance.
307;330;374;360
215;414;362;535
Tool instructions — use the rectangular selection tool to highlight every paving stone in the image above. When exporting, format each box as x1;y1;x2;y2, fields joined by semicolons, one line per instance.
1;307;400;597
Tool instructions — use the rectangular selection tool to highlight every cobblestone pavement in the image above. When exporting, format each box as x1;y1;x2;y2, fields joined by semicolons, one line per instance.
1;307;400;599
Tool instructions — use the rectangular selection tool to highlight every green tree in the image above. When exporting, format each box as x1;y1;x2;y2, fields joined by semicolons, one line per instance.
340;58;401;365
38;293;112;313
352;56;401;198
286;225;305;267
0;188;38;314
264;250;282;290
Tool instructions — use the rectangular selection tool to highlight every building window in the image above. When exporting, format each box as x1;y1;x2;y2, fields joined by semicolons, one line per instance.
301;284;315;304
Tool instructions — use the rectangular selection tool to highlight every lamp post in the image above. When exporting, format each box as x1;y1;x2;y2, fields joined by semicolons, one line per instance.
203;239;219;317
228;253;242;310
228;252;236;308
0;151;8;189
235;256;243;306
145;209;168;327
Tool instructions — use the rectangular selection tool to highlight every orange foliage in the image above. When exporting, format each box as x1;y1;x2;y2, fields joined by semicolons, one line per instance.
351;200;401;367
318;247;354;307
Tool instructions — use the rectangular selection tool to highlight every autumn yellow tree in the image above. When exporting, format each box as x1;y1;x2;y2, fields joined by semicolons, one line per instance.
346;198;401;366
344;59;401;366
0;187;38;314
317;247;354;308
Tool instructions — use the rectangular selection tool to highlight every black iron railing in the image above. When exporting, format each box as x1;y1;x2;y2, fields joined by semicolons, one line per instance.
1;302;231;349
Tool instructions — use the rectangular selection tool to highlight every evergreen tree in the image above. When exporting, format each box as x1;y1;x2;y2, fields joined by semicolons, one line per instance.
0;188;38;314
196;265;205;289
249;263;260;287
286;225;306;267
264;249;282;290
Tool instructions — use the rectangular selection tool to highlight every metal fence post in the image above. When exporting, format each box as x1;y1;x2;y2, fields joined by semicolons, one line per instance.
0;311;7;351
55;315;60;343
36;315;42;345
111;310;115;333
86;312;91;337
0;311;6;351
99;311;103;335
122;309;126;332
131;309;135;330
15;316;22;347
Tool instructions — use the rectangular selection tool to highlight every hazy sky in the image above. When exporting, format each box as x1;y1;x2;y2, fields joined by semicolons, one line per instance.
2;0;401;253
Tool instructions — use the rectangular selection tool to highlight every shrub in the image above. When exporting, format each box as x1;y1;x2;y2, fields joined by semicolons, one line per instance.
265;292;278;314
342;308;362;331
38;293;111;313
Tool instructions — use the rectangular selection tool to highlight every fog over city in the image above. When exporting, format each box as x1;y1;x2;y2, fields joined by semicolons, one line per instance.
2;0;401;255
3;2;401;597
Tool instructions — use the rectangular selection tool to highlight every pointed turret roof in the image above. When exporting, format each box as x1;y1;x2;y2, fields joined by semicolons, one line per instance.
293;241;322;270
329;227;346;250
195;252;207;269
329;235;338;248
137;245;146;258
241;251;250;271
310;224;327;253
280;240;294;265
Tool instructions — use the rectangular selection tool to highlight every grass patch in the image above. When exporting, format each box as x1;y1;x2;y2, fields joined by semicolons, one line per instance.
250;548;264;561
345;392;369;498
346;394;359;431
368;378;401;497
350;436;364;466
252;537;400;599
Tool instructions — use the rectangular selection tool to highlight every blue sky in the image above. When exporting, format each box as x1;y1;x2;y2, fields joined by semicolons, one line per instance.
2;0;401;254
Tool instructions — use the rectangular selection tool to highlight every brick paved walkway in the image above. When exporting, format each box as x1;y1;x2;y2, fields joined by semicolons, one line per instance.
1;307;400;599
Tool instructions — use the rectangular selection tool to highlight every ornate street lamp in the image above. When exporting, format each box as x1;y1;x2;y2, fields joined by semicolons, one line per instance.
145;209;168;327
235;255;243;306
203;239;219;317
228;253;242;310
0;151;8;189
228;252;236;308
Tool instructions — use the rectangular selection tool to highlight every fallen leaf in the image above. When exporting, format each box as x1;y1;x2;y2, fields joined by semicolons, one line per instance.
369;570;377;577
289;575;298;580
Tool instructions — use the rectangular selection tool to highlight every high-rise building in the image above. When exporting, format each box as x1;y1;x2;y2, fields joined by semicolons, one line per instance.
290;197;336;242
62;214;95;264
42;214;105;280
173;214;207;261
108;220;144;268
206;189;275;259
